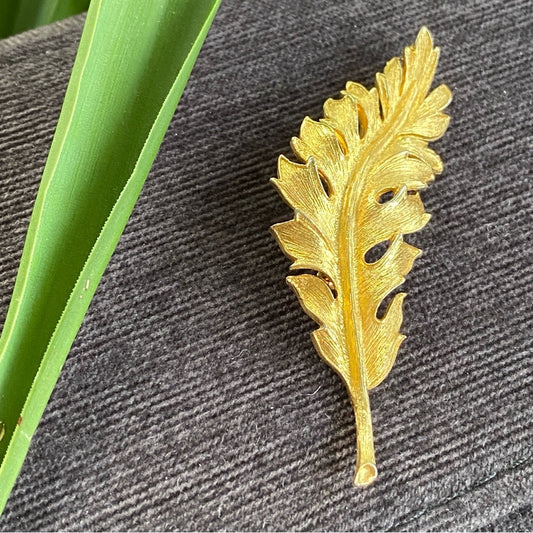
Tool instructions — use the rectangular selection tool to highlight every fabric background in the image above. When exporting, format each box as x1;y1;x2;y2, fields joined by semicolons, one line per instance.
0;0;531;530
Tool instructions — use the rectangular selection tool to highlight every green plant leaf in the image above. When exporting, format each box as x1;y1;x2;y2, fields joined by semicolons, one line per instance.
0;0;19;38
0;0;91;39
0;0;221;512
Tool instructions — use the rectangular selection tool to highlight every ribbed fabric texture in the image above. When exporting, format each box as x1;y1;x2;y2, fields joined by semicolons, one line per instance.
0;1;531;530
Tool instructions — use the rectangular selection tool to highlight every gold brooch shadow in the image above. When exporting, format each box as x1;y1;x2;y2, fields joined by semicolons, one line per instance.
270;27;451;486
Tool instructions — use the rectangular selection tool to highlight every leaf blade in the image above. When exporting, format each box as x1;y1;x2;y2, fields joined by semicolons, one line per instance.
0;0;221;512
1;0;91;38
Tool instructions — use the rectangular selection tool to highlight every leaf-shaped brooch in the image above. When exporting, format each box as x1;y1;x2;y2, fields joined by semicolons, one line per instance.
271;27;451;486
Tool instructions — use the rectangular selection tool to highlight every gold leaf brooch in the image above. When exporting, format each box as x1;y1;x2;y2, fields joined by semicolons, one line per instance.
271;27;451;486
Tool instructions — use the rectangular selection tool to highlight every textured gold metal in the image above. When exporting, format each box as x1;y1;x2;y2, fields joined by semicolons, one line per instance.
271;27;451;486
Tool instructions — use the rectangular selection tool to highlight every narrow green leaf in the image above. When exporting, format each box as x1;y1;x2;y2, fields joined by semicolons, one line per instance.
0;0;21;38
0;0;221;512
1;0;91;39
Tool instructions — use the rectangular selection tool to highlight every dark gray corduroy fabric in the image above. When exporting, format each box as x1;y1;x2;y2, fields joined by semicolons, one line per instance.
0;0;532;530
